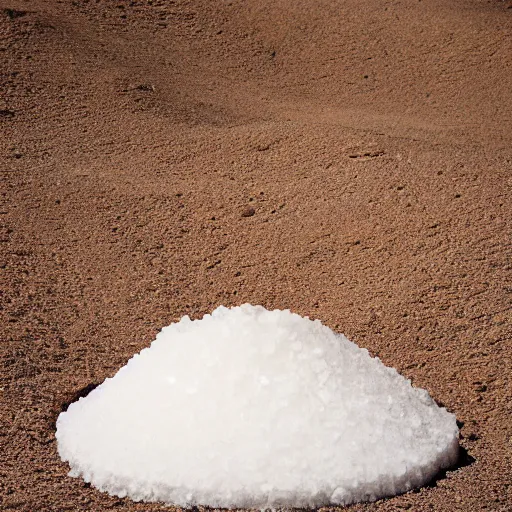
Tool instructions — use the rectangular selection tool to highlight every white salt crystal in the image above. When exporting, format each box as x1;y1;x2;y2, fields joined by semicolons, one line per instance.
56;304;459;508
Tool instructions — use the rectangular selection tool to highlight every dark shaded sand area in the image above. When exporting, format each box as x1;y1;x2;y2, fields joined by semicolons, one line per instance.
1;0;511;510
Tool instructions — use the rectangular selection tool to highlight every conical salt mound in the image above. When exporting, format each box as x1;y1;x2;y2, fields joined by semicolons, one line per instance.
56;304;459;508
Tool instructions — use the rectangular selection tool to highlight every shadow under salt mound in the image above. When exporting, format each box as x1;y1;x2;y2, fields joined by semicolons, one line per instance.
52;382;100;431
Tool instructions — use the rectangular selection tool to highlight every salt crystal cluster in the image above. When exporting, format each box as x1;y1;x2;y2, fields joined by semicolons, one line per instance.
56;304;459;508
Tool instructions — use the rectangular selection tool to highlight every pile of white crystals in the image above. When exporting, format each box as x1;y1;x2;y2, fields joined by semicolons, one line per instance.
56;304;459;508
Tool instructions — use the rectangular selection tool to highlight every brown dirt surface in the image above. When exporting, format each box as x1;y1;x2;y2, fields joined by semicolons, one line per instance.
1;0;511;510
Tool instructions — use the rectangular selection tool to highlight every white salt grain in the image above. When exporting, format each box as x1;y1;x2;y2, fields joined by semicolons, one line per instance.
56;304;459;508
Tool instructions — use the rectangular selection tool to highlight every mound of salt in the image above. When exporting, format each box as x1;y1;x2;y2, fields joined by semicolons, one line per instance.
56;304;459;508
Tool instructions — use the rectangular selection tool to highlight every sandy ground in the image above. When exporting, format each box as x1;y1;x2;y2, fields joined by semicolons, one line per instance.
1;0;511;510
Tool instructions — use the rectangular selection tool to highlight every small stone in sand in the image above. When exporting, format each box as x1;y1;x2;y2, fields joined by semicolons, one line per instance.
241;206;255;217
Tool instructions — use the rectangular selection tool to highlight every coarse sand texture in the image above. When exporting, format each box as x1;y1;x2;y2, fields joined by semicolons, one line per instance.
56;305;459;508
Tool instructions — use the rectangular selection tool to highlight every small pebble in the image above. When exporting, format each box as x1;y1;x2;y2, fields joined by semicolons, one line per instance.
241;206;255;218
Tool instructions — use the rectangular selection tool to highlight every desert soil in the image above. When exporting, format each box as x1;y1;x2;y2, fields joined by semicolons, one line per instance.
1;0;511;510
